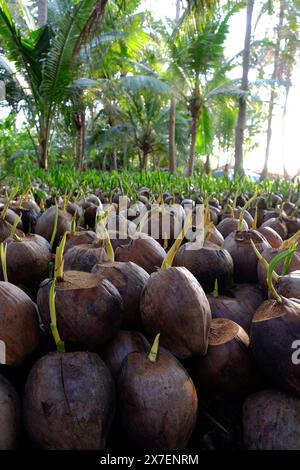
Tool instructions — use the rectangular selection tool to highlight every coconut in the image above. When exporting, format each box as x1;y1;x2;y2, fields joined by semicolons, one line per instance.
258;226;283;248
64;243;108;272
64;230;99;252
174;242;234;293
217;218;248;239
250;297;300;396
23;351;115;449
37;272;123;351
192;319;262;395
0;282;39;366
223;230;270;283
35;206;72;249
117;342;198;449
141;266;211;359
115;234;166;274
260;217;288;240
92;261;149;326
1;234;52;293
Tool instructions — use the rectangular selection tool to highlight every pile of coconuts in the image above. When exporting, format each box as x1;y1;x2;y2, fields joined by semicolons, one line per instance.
0;183;300;451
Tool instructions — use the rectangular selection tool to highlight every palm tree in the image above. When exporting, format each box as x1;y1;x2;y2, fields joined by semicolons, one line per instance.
165;3;240;176
0;0;108;168
234;0;254;175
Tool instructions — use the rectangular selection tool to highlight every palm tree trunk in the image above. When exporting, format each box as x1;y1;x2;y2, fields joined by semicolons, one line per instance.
260;0;285;180
142;150;148;170
204;154;210;174
234;0;254;175
282;85;290;179
169;98;176;173
261;89;275;180
38;117;50;169
75;110;85;171
168;0;180;174
188;78;201;177
38;0;47;27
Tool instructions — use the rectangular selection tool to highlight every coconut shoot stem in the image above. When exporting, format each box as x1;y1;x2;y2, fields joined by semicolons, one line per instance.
1;186;19;221
96;214;114;262
280;229;300;250
237;192;257;231
161;211;193;270
250;239;280;283
49;280;65;353
213;279;219;298
50;204;59;250
54;232;67;281
281;243;297;276
0;243;8;282
10;216;21;239
70;210;77;236
148;333;160;363
252;205;258;230
267;249;296;303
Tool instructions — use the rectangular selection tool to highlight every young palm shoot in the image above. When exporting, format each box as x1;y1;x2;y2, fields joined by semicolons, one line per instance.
96;213;114;263
54;232;67;282
0;243;8;282
148;333;160;363
1;186;19;221
237;192;257;231
250;239;280;283
267;249;297;303
49;280;65;353
50;204;59;250
161;211;193;270
213;279;219;299
9;215;21;239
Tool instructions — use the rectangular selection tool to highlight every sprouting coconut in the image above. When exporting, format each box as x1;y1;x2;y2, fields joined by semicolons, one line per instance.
250;249;300;396
23;295;115;449
141;213;211;359
192;318;262;395
35;205;72;249
0;246;39;366
117;334;198;450
37;233;122;351
1;234;52;294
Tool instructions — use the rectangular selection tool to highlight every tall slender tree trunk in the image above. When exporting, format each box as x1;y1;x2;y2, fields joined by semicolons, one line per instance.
204;154;210;174
141;150;148;170
282;85;290;179
260;0;285;180
75;110;85;171
38;117;50;169
188;78;201;177
38;0;47;27
234;0;254;176
169;99;176;172
168;0;180;173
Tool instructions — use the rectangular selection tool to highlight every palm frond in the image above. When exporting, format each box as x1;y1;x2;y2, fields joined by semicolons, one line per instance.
42;0;108;107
